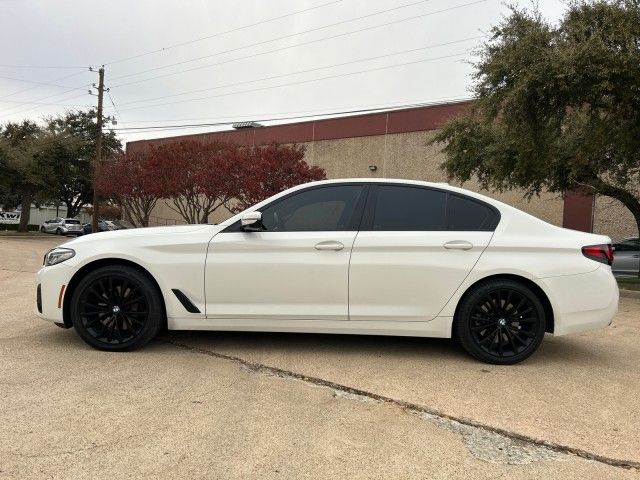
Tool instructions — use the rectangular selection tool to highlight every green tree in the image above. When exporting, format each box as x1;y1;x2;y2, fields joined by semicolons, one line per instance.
46;110;122;218
432;0;640;236
0;121;57;231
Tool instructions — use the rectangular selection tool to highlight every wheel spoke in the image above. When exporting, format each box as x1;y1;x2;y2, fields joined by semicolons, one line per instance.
122;295;145;307
504;328;519;354
479;327;499;345
507;327;528;345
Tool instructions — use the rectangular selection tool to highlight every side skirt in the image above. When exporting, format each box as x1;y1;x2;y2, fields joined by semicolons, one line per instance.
167;316;453;338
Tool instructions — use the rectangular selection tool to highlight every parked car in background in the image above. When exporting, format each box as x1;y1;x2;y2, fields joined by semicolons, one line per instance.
82;220;112;235
110;219;134;230
82;219;135;235
40;218;84;236
612;237;640;276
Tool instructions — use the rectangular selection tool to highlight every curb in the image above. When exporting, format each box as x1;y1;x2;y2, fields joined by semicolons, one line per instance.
620;288;640;299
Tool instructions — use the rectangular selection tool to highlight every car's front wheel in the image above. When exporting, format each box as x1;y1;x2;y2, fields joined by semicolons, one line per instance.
70;265;164;351
454;279;546;364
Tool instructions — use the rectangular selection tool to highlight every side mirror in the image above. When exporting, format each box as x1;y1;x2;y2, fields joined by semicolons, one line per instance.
240;211;264;232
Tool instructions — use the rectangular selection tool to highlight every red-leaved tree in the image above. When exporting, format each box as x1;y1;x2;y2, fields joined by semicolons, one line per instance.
232;143;326;212
146;140;244;224
96;151;161;227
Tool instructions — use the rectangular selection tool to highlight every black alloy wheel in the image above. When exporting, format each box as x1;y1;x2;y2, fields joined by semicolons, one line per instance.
455;279;546;364
70;265;163;351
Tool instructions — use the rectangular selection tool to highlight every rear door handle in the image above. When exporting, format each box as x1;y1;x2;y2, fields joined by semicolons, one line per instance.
443;240;473;251
315;241;344;251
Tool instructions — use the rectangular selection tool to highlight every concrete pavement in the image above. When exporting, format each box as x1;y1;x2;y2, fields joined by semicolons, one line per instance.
0;236;638;479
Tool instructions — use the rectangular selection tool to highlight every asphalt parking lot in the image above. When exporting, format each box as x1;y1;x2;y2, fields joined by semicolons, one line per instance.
1;236;639;479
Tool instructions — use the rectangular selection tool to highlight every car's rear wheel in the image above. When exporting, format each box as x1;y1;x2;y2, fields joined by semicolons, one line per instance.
40;226;45;233
454;279;546;365
70;265;163;351
55;228;62;235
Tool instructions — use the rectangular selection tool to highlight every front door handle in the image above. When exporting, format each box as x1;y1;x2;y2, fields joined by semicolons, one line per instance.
443;240;473;251
315;241;344;251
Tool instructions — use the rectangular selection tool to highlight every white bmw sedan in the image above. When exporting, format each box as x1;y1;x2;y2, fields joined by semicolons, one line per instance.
36;179;618;364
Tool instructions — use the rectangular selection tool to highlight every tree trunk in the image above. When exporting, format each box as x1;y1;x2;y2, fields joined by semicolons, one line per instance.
589;179;640;276
591;180;640;240
18;193;32;233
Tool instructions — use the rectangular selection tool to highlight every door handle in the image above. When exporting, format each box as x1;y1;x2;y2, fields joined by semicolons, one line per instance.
443;240;473;251
315;241;344;251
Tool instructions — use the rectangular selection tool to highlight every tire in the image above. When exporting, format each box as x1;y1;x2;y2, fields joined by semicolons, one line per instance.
40;227;45;233
70;265;164;351
454;279;546;365
55;228;62;235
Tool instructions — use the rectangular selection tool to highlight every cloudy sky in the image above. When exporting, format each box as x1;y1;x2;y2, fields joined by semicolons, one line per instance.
0;0;566;144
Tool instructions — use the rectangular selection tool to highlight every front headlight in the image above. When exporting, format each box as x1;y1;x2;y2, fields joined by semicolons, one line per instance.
44;248;75;266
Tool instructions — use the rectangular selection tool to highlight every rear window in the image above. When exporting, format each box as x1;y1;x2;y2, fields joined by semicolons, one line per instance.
446;194;499;231
372;186;447;231
65;219;81;224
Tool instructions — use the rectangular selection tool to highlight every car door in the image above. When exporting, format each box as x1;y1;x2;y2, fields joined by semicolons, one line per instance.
46;218;59;233
349;184;499;322
613;238;640;275
205;184;368;320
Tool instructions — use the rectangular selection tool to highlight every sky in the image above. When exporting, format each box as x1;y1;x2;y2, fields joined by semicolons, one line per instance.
0;0;566;144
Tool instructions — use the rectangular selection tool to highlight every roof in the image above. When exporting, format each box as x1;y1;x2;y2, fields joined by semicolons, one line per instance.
126;100;472;151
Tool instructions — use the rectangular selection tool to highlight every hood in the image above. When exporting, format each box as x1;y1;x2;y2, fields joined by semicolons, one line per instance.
63;224;220;246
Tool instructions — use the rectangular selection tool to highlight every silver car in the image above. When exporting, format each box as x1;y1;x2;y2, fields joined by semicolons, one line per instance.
40;218;84;236
612;237;640;276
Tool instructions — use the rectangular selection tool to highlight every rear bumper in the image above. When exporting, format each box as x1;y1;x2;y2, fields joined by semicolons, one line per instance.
539;266;619;336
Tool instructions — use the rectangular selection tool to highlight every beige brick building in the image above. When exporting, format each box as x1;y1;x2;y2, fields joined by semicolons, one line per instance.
127;101;637;241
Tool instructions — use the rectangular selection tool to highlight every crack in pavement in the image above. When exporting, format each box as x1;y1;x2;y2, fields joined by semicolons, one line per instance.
163;337;640;471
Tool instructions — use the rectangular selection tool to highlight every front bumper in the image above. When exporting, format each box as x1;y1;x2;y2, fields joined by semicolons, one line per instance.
35;263;76;324
539;265;619;336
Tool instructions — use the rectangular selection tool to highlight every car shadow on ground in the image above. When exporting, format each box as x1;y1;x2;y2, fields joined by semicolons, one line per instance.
40;324;605;367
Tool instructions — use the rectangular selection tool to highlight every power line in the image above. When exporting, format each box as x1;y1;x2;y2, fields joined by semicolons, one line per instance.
0;97;93;107
0;64;87;70
110;0;482;87
106;91;131;141
0;70;89;101
0;74;87;94
103;0;343;66
117;95;469;123
108;97;472;134
117;51;471;112
0;90;93;118
116;36;483;108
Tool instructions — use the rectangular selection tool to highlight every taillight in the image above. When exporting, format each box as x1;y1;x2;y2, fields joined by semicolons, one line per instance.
582;244;614;266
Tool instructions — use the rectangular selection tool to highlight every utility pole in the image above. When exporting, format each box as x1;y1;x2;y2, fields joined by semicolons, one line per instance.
91;66;105;233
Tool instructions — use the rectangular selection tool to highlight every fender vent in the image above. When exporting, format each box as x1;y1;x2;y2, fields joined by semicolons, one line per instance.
171;289;201;313
36;284;42;313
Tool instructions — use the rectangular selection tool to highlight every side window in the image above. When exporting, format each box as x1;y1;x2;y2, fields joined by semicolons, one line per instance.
372;186;447;231
259;185;365;232
616;239;640;252
447;194;499;231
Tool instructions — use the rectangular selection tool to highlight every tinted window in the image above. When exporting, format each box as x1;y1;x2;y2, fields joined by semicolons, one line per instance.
260;185;364;232
65;219;81;224
372;186;447;231
447;194;499;231
615;239;639;252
